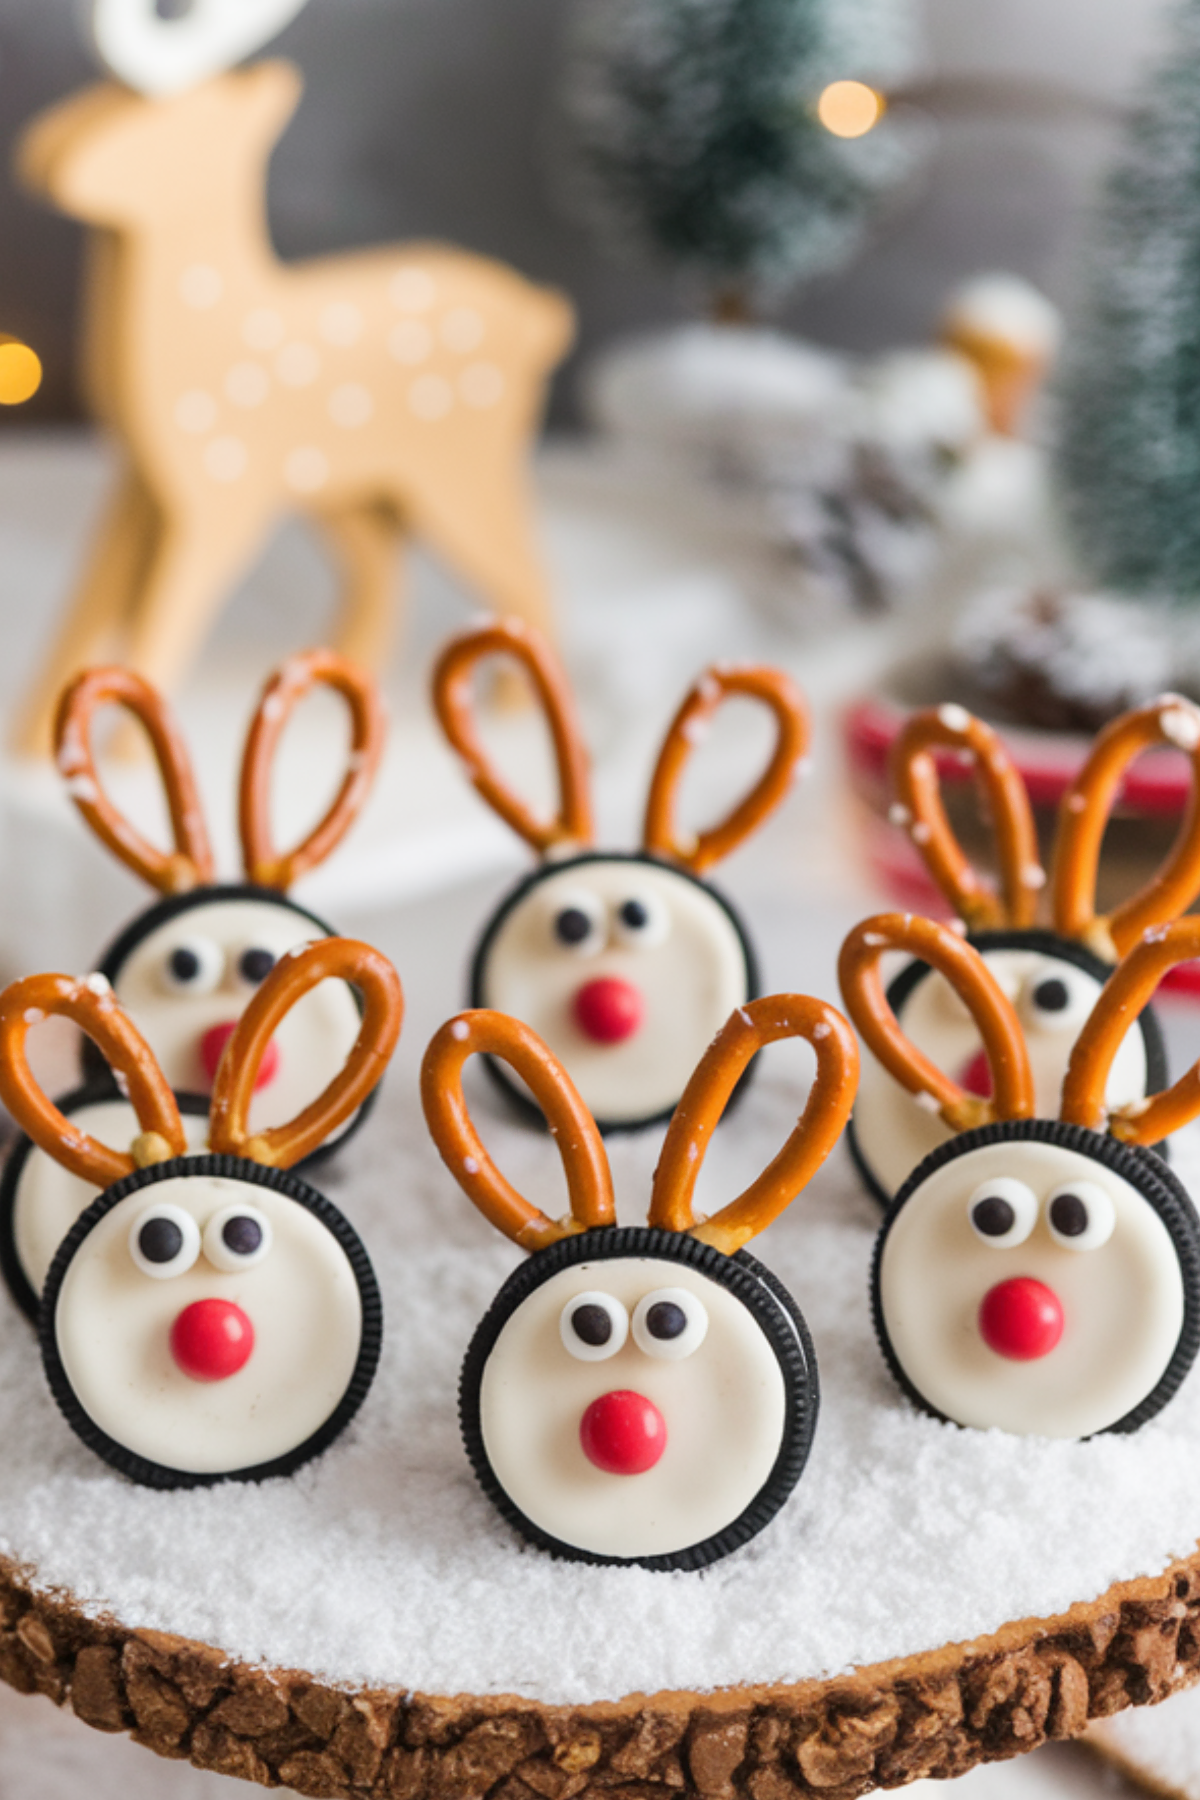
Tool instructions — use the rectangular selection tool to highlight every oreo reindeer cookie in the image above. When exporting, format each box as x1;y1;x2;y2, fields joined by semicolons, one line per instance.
432;620;808;1133
421;993;858;1568
840;912;1200;1438
849;698;1200;1203
55;652;386;1163
0;938;402;1487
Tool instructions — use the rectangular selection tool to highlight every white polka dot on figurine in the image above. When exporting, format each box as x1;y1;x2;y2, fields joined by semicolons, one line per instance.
178;264;223;310
241;308;284;352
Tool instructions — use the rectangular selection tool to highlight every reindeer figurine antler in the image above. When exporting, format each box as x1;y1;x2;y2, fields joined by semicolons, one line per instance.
422;993;857;1568
0;938;402;1486
432;618;810;1133
839;912;1200;1441
12;0;574;757
851;697;1200;1204
55;652;386;1161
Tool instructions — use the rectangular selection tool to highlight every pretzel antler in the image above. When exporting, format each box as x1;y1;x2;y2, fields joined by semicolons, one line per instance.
648;995;858;1254
838;914;1035;1132
239;650;386;890
421;1011;615;1251
431;620;593;856
208;939;403;1168
642;666;809;874
1061;917;1200;1143
889;706;1041;931
55;666;215;895
1052;696;1200;960
88;0;311;98
0;972;186;1187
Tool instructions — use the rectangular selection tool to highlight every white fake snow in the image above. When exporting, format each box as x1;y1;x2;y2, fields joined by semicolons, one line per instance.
2;1073;1200;1706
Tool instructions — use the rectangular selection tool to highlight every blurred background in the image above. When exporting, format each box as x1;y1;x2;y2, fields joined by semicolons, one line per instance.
0;0;1176;425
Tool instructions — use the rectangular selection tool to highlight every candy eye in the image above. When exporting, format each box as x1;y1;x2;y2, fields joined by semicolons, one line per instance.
161;937;223;995
129;1203;201;1279
549;890;605;956
203;1204;273;1271
237;946;276;987
560;1291;629;1361
1046;1181;1116;1251
632;1287;708;1360
612;892;670;949
967;1178;1038;1247
1021;963;1095;1032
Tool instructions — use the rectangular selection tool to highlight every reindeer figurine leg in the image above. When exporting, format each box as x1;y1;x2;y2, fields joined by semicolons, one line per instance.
316;499;404;674
407;459;556;643
14;469;160;757
119;502;269;703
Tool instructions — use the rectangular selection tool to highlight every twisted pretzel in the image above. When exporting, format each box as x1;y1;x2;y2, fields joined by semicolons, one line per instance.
54;666;215;894
642;666;809;873
648;995;858;1254
0;972;186;1188
838;914;1034;1131
1051;696;1200;959
421;1011;615;1251
1061;917;1200;1143
889;706;1041;931
239;650;386;890
208;939;403;1169
431;621;593;855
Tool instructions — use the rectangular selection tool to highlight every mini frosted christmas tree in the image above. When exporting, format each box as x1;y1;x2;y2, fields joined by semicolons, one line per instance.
557;0;922;316
1058;2;1200;602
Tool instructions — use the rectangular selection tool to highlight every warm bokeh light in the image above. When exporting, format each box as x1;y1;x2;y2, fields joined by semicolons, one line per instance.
817;80;885;139
0;338;42;405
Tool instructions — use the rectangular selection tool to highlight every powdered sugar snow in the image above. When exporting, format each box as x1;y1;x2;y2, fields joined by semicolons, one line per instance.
2;1070;1200;1705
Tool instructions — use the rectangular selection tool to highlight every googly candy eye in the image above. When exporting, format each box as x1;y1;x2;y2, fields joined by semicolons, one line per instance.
548;890;606;956
161;936;223;995
1021;963;1095;1033
560;1291;629;1360
612;892;670;949
967;1178;1038;1247
129;1203;201;1278
203;1204;273;1272
632;1288;709;1360
236;946;277;987
1046;1181;1116;1251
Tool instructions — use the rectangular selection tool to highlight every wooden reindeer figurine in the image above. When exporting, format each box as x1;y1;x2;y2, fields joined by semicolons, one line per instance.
433;619;809;1132
0;938;402;1487
422;995;857;1568
839;913;1200;1439
14;0;574;756
850;696;1200;1203
56;651;385;1154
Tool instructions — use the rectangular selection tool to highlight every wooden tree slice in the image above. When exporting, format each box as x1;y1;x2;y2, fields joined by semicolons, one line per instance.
2;1545;1200;1797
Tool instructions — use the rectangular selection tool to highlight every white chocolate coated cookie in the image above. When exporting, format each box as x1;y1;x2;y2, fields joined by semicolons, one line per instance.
877;1134;1193;1438
104;896;362;1137
49;1169;369;1479
474;857;751;1128
8;1095;209;1305
852;943;1153;1203
474;1249;805;1562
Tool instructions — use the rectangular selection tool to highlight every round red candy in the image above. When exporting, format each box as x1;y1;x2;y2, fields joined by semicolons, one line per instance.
573;977;644;1045
200;1020;280;1090
170;1298;255;1382
580;1389;666;1474
978;1277;1064;1361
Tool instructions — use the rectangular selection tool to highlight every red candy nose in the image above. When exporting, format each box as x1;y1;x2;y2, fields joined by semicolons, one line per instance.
573;977;643;1045
200;1021;280;1090
960;1048;993;1098
170;1299;254;1382
979;1277;1064;1361
580;1390;666;1474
